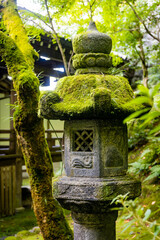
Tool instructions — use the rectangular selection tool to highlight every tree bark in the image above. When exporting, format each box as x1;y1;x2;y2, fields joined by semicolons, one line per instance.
137;26;149;88
0;1;73;239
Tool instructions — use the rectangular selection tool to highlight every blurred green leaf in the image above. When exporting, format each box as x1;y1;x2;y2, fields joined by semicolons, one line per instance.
123;108;150;123
143;209;151;221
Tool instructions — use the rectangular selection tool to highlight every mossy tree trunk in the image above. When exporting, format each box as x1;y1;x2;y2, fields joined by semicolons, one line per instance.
0;1;73;239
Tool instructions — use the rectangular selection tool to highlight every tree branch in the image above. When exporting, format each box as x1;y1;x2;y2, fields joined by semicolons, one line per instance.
125;0;160;42
86;0;93;21
113;27;139;34
19;7;52;31
21;16;54;38
44;0;70;76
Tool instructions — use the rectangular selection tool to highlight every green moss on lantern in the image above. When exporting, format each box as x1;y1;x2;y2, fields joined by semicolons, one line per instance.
40;74;137;120
72;30;112;54
72;53;112;69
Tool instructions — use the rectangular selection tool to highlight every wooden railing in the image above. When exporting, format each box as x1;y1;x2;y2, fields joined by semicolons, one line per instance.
45;129;64;162
0;129;16;155
0;129;64;163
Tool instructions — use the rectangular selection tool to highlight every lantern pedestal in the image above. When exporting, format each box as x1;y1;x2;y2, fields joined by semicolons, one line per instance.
54;175;140;240
72;211;118;240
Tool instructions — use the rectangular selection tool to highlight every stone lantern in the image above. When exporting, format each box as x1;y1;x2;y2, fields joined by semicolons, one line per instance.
40;22;141;240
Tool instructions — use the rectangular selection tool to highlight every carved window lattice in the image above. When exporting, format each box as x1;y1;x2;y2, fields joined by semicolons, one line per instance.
74;130;93;152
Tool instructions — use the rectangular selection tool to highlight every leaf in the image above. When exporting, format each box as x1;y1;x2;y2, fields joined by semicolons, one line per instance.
143;209;151;221
139;111;160;128
123;108;150;123
110;192;129;205
149;83;160;98
154;225;160;237
121;219;135;233
124;96;153;107
136;85;150;97
144;172;159;182
140;111;160;121
149;124;160;135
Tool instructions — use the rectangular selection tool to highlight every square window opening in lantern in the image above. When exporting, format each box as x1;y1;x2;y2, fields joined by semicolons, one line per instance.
73;130;93;152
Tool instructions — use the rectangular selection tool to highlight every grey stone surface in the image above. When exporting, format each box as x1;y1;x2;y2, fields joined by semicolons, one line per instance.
72;212;118;240
64;119;128;178
54;176;141;214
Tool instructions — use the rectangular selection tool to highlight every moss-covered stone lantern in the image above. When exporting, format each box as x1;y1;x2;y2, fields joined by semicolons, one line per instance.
40;22;141;240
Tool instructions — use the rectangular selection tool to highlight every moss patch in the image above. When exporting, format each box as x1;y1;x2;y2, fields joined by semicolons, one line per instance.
22;235;43;240
72;53;112;69
72;22;112;54
40;74;136;120
5;237;20;240
16;230;33;238
0;208;37;238
2;0;38;68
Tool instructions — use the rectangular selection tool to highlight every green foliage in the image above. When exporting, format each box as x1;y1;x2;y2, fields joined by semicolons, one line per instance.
145;165;160;182
110;52;123;67
99;0;160;88
113;186;160;239
18;0;160;87
19;0;76;38
125;82;160;182
124;83;160;135
16;230;34;237
127;120;149;149
128;140;160;182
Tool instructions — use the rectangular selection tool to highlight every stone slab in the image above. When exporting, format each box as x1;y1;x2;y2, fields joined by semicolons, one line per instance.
54;175;141;213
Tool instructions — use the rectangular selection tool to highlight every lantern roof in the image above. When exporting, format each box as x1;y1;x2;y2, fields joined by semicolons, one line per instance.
40;22;137;120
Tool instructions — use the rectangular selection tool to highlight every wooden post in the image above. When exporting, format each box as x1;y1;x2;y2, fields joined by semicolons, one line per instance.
47;120;53;149
10;85;23;210
10;87;17;153
0;165;16;217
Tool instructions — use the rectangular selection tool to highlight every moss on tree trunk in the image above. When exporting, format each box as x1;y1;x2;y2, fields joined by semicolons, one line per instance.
0;1;73;239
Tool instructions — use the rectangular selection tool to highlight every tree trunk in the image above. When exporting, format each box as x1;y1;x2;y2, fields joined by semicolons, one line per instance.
138;32;149;88
0;1;73;239
135;24;149;88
